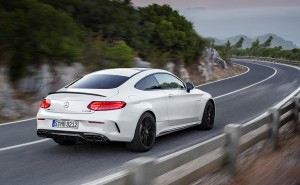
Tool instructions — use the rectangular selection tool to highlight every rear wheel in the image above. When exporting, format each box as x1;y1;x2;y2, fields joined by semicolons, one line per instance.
196;101;215;130
53;138;77;146
126;112;156;152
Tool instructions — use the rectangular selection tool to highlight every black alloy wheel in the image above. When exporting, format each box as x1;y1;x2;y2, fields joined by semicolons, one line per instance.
196;100;215;130
126;112;156;152
140;116;156;147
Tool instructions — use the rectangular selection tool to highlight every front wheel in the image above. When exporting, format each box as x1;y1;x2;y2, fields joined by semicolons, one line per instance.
196;101;215;130
126;112;156;152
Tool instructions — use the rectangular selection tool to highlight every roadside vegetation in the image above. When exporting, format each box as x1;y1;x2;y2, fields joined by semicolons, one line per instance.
0;0;207;82
213;36;300;62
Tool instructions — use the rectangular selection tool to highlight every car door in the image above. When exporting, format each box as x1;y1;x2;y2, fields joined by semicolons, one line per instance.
134;74;169;133
154;73;200;126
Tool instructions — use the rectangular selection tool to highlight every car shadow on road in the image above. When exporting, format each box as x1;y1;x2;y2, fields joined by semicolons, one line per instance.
41;125;222;159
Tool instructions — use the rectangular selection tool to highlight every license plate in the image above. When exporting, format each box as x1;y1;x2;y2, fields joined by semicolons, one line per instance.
52;120;79;129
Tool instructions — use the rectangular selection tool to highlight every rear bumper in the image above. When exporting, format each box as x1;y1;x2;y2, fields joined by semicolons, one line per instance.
37;129;110;142
36;107;142;142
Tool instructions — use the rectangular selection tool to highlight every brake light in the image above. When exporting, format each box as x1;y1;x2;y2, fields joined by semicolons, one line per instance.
40;99;51;108
87;101;126;111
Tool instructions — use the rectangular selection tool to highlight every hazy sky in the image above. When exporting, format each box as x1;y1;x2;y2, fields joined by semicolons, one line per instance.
132;0;300;9
132;0;300;46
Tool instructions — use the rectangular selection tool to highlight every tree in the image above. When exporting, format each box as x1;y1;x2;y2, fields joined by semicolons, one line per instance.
224;40;232;62
0;0;83;80
225;40;232;48
83;35;106;72
249;39;260;55
104;41;134;68
83;34;134;72
234;37;244;49
139;4;206;64
260;36;273;48
251;39;260;49
41;0;142;49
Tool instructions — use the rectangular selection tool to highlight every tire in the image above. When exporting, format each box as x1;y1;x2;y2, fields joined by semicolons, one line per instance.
196;100;215;130
126;112;156;152
53;138;77;146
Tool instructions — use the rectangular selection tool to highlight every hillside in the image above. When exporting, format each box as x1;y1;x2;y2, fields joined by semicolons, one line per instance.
213;34;298;49
0;1;206;81
256;34;297;49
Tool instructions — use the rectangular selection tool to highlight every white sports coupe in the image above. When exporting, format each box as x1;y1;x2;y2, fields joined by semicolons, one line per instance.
37;68;215;152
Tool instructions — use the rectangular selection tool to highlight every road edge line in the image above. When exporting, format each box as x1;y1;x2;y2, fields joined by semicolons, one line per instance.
0;118;36;126
196;63;250;87
0;139;50;152
214;61;277;100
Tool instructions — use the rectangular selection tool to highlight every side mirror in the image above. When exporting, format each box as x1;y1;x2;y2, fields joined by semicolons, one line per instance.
186;82;194;93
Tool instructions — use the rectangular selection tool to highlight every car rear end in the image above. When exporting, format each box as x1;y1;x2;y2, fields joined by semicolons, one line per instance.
36;70;142;143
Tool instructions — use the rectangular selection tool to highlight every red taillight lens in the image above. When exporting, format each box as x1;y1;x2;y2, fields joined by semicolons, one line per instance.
40;99;51;109
87;101;126;111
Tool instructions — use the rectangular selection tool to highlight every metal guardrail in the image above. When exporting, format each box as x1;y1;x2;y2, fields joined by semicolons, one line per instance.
85;55;300;184
232;56;300;67
84;89;300;185
225;94;299;173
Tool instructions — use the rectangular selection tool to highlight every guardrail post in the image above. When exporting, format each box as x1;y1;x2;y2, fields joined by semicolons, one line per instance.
224;124;242;174
125;157;155;185
292;97;300;132
269;108;280;150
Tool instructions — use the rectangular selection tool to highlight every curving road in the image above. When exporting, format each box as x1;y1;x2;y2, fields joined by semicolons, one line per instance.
0;60;299;185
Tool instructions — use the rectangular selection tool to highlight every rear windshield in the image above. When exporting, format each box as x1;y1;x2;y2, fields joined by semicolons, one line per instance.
67;74;129;89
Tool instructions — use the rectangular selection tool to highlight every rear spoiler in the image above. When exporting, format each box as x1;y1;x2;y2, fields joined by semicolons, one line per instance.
48;91;106;97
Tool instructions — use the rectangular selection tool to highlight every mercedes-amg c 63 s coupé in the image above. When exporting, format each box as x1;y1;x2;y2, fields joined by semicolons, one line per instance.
37;68;215;152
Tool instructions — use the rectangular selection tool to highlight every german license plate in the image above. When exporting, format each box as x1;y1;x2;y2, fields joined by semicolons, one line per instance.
52;120;79;129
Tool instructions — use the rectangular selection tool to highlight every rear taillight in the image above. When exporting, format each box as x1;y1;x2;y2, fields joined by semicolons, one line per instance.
87;101;126;111
40;99;51;108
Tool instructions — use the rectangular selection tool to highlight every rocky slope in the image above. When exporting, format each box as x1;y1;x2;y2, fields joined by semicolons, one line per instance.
0;54;245;123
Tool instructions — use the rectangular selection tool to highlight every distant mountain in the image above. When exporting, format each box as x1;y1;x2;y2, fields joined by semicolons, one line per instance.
207;37;224;46
211;34;297;49
226;35;253;48
255;34;297;50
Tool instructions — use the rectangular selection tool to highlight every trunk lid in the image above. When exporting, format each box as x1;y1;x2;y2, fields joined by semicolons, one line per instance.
45;88;118;114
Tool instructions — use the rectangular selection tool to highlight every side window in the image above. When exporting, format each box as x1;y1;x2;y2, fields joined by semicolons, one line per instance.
135;75;160;90
154;73;185;90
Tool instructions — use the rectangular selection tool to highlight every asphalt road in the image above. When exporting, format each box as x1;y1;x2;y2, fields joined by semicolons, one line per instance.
0;60;299;185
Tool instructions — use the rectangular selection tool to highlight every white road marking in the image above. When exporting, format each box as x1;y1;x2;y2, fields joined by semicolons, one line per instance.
240;86;300;127
0;139;50;152
196;63;250;87
0;118;35;126
214;61;278;100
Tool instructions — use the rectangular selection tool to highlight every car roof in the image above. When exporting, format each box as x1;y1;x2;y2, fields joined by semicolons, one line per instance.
88;68;152;77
